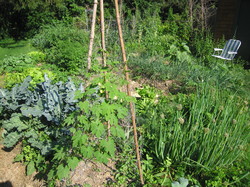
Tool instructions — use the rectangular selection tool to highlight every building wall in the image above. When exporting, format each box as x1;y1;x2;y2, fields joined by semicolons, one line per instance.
214;0;250;62
214;0;241;39
236;0;250;61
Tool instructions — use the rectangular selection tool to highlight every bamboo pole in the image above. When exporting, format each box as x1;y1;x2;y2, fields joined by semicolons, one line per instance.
100;0;110;136
100;0;106;67
87;0;98;71
114;0;144;185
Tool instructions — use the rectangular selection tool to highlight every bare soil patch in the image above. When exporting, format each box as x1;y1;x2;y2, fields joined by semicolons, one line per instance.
0;131;114;187
0;143;44;187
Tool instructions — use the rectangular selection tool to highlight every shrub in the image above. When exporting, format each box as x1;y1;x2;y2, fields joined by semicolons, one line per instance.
32;23;89;72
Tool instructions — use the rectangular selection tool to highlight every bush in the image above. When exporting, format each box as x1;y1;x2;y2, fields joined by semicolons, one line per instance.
32;23;89;72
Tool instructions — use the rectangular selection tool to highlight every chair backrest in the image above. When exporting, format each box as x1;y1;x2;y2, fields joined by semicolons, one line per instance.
221;39;241;60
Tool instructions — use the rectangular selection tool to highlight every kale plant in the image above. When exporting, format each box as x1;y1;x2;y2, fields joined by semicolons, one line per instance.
0;75;84;149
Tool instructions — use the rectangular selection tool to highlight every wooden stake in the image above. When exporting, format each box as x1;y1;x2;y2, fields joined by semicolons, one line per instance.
100;0;110;136
87;0;98;71
114;0;144;185
100;0;106;67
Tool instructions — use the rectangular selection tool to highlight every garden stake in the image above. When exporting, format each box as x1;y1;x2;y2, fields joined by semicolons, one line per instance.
87;0;98;71
100;0;110;136
114;0;144;185
100;0;106;67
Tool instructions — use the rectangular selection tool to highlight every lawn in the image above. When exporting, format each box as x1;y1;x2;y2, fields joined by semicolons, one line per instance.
0;38;35;61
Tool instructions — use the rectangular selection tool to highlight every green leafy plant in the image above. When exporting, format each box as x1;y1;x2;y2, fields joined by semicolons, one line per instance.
172;177;189;187
27;51;46;63
32;22;89;72
43;72;133;185
4;67;54;88
1;71;135;185
0;54;35;74
0;75;83;123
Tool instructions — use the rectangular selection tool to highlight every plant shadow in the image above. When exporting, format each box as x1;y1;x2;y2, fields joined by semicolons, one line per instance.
0;181;13;187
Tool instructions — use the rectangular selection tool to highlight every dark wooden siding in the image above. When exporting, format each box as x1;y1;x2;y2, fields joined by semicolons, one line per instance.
214;0;241;39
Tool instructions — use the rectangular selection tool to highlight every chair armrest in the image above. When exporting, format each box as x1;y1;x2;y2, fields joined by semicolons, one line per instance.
214;48;223;51
228;51;237;54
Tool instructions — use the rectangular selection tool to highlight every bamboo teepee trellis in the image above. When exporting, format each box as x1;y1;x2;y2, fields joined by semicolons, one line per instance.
114;0;144;185
86;0;144;185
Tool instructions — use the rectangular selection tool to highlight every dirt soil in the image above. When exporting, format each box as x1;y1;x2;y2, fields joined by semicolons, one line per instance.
0;136;114;187
0;143;43;187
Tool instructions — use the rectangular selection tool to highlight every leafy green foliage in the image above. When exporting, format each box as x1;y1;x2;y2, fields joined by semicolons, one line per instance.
4;67;54;88
32;23;89;72
1;71;132;185
1;2;249;186
1;75;83;123
43;72;131;184
0;54;35;74
172;177;189;187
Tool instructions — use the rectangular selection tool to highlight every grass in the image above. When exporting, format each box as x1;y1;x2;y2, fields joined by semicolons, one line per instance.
0;38;35;61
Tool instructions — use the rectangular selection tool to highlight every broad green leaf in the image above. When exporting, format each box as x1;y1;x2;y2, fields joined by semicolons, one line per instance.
85;88;97;96
47;170;55;180
53;147;65;160
80;145;87;156
2;114;23;131
21;106;42;117
27;161;36;175
110;125;125;139
72;130;82;147
108;113;118;126
100;139;116;157
57;164;70;180
91;122;105;138
78;101;89;114
70;127;76;134
3;131;22;148
81;146;94;159
116;105;128;119
65;115;75;125
17;122;29;132
94;151;109;164
80;134;88;145
68;156;79;170
14;154;24;162
77;115;88;125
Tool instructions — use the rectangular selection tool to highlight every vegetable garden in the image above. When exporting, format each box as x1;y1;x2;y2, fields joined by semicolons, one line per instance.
0;0;249;186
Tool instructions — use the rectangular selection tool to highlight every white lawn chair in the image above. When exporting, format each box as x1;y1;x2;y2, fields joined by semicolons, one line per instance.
212;39;241;60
